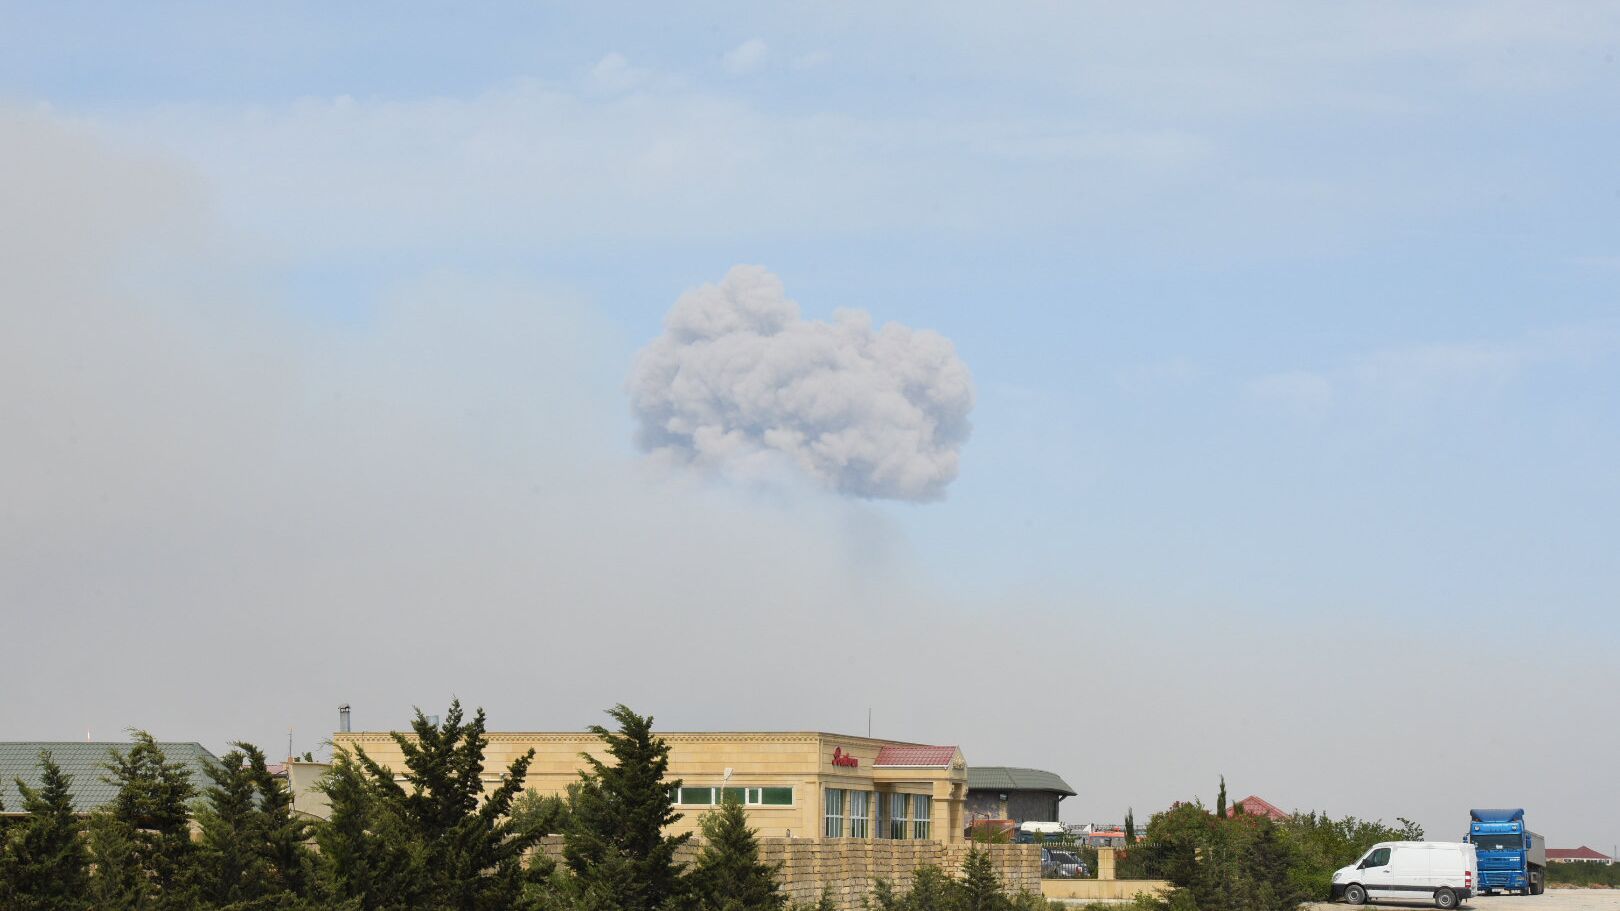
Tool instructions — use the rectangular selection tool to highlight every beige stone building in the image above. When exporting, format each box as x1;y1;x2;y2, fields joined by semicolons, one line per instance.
330;729;969;843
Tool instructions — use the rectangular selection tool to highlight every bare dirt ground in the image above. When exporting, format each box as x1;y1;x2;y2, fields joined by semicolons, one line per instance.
1306;889;1620;911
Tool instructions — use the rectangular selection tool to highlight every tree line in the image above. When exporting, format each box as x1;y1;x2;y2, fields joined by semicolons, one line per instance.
0;701;1056;911
1110;778;1426;911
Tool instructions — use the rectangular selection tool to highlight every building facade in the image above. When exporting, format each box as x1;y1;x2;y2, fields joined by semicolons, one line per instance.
330;729;969;843
964;766;1075;828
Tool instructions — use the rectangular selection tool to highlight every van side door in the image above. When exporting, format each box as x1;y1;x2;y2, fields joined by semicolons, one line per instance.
1388;845;1429;896
1359;847;1395;899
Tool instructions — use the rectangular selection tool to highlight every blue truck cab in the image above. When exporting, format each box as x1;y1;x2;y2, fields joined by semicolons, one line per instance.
1466;809;1546;895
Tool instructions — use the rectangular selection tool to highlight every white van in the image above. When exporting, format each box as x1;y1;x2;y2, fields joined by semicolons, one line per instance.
1331;841;1478;909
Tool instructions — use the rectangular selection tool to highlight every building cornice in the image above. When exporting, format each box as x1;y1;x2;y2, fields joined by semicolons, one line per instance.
334;731;942;747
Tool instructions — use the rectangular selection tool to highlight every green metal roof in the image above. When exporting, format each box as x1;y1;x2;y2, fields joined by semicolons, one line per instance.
967;766;1076;797
0;741;218;814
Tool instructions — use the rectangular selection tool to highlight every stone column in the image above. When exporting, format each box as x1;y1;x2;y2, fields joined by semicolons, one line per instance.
1098;846;1116;881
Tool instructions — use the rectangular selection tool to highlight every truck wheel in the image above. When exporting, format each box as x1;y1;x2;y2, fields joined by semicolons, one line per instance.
1344;884;1367;905
1434;887;1458;909
1531;873;1544;895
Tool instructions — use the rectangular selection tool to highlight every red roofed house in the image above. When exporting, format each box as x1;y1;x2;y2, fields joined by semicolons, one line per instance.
1228;795;1290;821
1548;846;1614;865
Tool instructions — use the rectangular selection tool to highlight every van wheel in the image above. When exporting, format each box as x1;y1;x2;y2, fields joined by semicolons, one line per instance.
1434;887;1458;909
1344;884;1367;905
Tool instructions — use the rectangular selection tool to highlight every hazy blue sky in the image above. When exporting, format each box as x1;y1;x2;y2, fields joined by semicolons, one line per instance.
3;2;1617;849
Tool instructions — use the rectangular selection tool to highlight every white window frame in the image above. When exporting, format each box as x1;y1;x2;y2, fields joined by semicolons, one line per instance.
824;788;845;838
889;793;910;840
676;786;794;806
913;796;932;840
849;790;870;838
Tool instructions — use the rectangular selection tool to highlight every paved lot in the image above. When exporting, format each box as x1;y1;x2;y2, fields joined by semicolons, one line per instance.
1307;889;1620;911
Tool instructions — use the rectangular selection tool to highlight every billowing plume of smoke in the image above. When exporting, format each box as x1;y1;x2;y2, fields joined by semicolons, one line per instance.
628;266;975;501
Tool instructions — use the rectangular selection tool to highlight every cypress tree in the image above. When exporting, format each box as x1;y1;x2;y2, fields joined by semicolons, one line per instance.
690;796;786;911
867;878;901;911
4;751;90;911
341;700;540;911
100;731;200;910
85;810;148;911
0;794;12;910
901;865;955;911
197;742;313;906
246;742;314;898
958;848;1008;911
1124;808;1136;845
1215;776;1227;819
564;704;690;911
198;746;263;905
315;750;428;910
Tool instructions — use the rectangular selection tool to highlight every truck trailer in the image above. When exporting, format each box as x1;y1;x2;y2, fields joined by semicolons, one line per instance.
1467;808;1546;895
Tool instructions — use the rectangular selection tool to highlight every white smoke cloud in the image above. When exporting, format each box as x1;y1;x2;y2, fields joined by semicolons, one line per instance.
627;266;974;501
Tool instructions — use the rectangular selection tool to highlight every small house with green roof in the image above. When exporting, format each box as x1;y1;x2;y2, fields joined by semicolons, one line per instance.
965;765;1076;828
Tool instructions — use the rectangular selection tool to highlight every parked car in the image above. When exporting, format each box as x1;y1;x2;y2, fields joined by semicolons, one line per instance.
1040;848;1087;879
1330;841;1477;909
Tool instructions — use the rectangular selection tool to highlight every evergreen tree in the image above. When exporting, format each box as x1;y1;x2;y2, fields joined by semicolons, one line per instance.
85;811;149;911
3;751;90;911
690;796;786;911
336;700;540;911
1215;776;1227;819
246;743;314;899
957;849;1007;911
99;731;200;910
900;865;955;911
867;878;901;911
564;704;690;911
510;790;572;843
315;751;428;910
0;794;13;910
197;742;313;906
198;746;263;905
1124;808;1136;845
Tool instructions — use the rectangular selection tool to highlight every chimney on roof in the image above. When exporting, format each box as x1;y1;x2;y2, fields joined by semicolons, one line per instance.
339;704;351;733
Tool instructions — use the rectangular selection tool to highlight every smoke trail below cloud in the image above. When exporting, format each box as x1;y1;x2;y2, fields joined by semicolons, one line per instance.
627;266;974;501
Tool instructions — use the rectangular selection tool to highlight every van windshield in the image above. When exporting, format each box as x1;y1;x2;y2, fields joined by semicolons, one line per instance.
1473;834;1523;851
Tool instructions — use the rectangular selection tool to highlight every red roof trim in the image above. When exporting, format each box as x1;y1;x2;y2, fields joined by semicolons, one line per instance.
1549;846;1612;861
872;745;958;767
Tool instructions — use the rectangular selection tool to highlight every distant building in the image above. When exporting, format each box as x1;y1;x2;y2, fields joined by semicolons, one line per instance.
328;728;969;842
1228;794;1289;821
0;741;218;816
965;766;1075;827
1075;824;1128;848
1548;846;1614;865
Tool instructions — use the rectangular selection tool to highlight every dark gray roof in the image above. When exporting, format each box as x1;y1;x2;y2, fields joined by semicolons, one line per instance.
967;766;1076;797
0;742;218;814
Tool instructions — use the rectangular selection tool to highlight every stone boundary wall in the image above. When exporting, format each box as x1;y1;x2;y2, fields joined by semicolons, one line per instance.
1041;878;1173;902
534;837;1040;908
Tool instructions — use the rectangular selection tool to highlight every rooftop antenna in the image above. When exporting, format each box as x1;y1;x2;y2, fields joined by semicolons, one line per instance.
867;707;872;738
